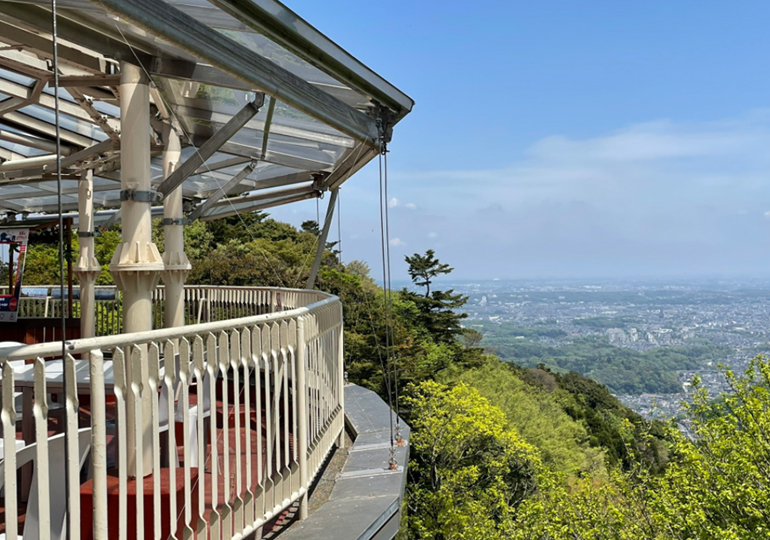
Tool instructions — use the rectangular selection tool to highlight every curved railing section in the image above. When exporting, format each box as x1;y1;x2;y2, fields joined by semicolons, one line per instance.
0;287;344;540
11;285;330;335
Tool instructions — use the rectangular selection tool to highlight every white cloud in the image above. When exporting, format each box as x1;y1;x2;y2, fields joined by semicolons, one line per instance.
390;197;417;210
389;237;405;247
394;110;770;205
327;110;770;279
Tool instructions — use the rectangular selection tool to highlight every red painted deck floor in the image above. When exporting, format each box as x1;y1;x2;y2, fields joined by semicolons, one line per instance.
0;385;297;539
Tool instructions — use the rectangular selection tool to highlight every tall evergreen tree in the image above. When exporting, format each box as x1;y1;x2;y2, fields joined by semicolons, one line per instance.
403;250;468;343
405;249;453;297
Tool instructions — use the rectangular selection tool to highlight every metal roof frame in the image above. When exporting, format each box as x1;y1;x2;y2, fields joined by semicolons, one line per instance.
0;0;412;221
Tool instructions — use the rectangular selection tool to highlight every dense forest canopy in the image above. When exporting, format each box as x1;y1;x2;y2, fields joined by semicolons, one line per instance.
23;214;770;539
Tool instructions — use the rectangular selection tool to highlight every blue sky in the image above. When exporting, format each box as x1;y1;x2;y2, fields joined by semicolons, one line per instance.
270;1;770;280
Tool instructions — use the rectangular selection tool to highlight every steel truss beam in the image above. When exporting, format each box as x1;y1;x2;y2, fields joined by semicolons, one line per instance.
194;156;251;175
0;19;106;73
170;103;354;149
0;74;120;134
1;110;97;148
157;100;261;197
0;127;74;155
200;190;319;221
208;139;334;172
326;143;378;190
209;183;317;208
57;75;120;87
198;169;314;194
0;139;113;178
188;161;256;221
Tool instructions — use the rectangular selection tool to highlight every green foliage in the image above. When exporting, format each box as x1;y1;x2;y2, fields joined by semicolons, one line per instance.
23;242;62;285
469;321;567;339
553;370;670;471
510;356;770;539
405;381;540;540
300;220;320;236
445;362;607;477
24;226;119;286
405;249;453;297
650;357;770;539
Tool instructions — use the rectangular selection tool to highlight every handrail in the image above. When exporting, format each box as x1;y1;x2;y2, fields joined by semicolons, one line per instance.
5;284;332;340
0;288;336;361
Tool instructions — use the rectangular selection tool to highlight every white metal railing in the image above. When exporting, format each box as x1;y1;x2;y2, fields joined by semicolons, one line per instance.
0;286;345;540
9;285;323;336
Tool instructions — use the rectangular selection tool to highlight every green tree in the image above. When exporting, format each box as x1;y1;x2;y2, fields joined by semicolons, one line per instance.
650;356;770;539
300;220;320;236
405;249;452;297
405;380;540;540
402;250;468;344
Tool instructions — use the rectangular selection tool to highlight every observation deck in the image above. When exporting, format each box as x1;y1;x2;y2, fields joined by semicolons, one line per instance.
0;0;413;537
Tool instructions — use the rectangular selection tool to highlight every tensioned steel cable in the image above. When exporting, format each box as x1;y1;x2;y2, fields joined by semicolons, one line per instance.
378;144;395;450
382;148;401;436
51;0;73;537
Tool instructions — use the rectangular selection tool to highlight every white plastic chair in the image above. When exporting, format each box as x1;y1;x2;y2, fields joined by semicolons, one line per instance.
0;438;25;460
0;343;28;418
158;354;212;468
0;342;67;416
0;427;92;540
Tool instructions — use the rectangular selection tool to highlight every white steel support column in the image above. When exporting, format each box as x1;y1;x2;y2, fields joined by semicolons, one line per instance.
306;188;339;289
160;126;191;329
109;61;164;476
73;170;100;339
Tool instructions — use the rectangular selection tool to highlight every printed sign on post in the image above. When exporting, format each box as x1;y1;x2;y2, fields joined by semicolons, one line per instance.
0;228;29;323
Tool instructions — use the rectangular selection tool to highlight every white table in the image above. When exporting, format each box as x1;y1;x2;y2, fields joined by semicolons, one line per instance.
11;358;115;393
9;359;115;447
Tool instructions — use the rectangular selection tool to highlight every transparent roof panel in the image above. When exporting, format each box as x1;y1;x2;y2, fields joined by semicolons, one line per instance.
0;68;36;88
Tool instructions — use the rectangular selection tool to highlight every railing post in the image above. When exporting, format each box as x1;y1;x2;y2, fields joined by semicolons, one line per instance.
297;316;309;520
89;348;108;540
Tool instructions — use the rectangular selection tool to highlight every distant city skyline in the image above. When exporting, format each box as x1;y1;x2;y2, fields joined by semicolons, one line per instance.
270;0;770;281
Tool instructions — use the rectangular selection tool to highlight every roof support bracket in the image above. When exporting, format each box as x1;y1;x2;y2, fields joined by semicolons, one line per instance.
161;217;190;226
120;189;161;203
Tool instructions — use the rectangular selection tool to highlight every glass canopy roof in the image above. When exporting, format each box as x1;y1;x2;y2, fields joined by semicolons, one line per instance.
0;0;412;223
